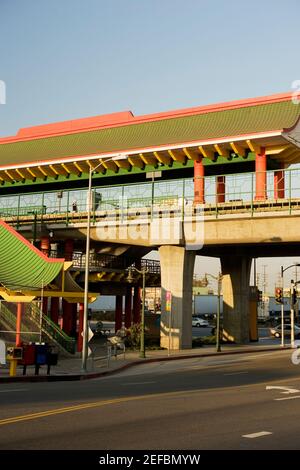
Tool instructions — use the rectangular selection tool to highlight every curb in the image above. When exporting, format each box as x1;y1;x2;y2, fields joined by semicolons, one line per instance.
0;346;291;384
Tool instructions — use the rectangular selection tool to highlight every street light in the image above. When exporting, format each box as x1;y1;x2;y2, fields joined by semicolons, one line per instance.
205;272;222;352
280;264;300;348
82;154;127;372
127;265;149;358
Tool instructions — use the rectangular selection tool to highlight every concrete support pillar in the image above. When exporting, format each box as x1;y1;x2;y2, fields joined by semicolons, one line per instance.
132;286;141;324
16;302;22;346
194;159;205;204
62;299;73;336
255;147;267;200
77;303;84;352
159;246;196;349
124;288;132;328
50;297;59;324
216;176;226;203
115;295;123;333
65;239;74;261
40;236;50;256
274;165;285;199
221;255;252;344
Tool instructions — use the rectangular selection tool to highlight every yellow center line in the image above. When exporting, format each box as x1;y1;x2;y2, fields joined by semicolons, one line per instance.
0;389;199;427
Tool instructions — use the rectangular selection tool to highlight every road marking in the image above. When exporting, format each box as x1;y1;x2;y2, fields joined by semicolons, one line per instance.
224;371;248;376
0;389;28;393
242;431;272;439
122;381;156;385
266;386;300;394
0;388;205;427
275;395;300;401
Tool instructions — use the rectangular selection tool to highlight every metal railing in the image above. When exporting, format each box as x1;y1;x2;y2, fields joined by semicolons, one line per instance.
1;167;300;225
25;303;76;354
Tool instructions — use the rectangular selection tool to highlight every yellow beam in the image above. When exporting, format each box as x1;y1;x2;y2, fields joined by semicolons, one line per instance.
246;139;261;154
214;144;229;158
153;151;171;165
168;149;186;163
199;145;215;160
38;166;48;177
115;159;131;170
128;155;144;169
15;169;26;180
230;142;245;157
265;145;289;155
183;147;201;161
4;170;16;182
61;163;71;176
139;153;157;166
49;164;60;176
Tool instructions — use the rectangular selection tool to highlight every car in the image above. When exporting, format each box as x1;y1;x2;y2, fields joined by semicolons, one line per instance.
192;317;209;327
269;324;300;338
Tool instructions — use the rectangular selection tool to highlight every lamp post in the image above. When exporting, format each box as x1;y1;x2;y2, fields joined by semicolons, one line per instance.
128;265;148;358
82;155;126;372
205;272;222;352
280;264;300;349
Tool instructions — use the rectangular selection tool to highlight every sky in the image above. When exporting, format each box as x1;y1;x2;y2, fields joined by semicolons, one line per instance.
1;0;300;292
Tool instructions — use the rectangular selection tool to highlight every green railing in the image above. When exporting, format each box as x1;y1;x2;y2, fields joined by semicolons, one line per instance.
1;167;300;225
25;303;76;354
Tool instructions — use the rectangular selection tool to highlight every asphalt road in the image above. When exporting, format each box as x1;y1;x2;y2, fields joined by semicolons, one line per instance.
0;349;300;450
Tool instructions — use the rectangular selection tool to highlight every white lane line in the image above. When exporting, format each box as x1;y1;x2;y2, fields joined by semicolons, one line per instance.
224;371;249;376
0;389;28;393
122;381;156;386
275;395;300;401
242;431;272;439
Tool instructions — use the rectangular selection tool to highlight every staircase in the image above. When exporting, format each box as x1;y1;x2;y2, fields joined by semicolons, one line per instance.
0;302;76;355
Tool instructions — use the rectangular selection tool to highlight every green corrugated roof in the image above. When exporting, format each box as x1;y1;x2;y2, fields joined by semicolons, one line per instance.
0;221;64;290
1;100;300;167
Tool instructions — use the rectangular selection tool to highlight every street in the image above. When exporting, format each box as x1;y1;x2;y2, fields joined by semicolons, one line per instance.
0;349;300;449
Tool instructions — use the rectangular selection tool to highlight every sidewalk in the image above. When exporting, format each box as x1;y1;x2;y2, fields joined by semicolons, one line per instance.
0;341;291;383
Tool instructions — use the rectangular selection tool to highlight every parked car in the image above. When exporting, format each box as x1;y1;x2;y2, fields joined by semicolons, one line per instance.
192;317;209;327
269;324;300;338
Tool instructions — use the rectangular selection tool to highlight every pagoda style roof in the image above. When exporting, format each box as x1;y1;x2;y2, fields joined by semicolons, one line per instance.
0;92;300;185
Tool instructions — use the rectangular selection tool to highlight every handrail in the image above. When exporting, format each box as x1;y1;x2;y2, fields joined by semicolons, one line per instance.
0;303;38;342
25;303;76;354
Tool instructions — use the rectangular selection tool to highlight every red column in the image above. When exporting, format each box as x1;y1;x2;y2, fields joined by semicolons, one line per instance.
62;299;73;336
216;176;225;203
40;236;50;256
255;147;267;200
42;297;48;316
65;239;74;261
115;295;123;333
274;165;285;199
50;297;59;324
77;303;84;352
194;159;205;204
16;302;22;346
124;288;132;328
132;286;141;324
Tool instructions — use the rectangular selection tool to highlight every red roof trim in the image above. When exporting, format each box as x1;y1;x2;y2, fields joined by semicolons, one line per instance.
0;92;293;145
0;220;65;264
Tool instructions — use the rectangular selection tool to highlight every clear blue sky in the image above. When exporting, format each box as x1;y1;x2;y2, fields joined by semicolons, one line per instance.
1;0;300;137
1;0;300;291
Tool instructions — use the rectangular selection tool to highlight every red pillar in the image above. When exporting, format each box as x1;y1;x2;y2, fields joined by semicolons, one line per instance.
62;299;73;336
16;302;22;346
255;147;267;200
115;295;123;333
50;297;59;324
132;286;141;324
40;236;50;256
125;288;132;328
194;159;205;204
77;303;84;352
65;239;74;261
274;165;285;199
216;176;225;203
